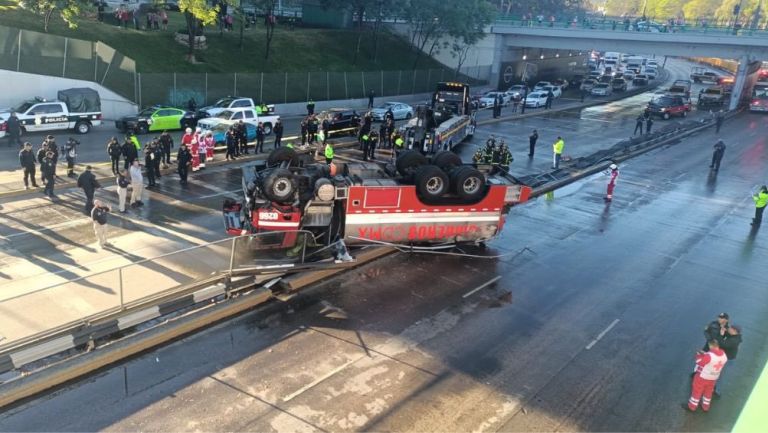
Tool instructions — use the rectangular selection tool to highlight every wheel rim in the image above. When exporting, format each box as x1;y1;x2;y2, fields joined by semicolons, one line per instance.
273;179;291;198
462;176;481;194
425;176;444;194
78;124;88;133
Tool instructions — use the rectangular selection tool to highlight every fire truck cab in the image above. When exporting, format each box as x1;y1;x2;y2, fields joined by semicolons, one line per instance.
224;147;531;250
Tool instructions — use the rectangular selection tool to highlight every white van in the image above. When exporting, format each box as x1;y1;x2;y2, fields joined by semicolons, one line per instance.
604;52;620;63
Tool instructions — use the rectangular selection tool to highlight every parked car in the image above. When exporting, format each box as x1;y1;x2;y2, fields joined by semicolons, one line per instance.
648;95;692;119
644;68;658;80
580;79;598;92
317;108;361;136
505;85;529;98
598;75;613;84
115;105;198;134
553;78;569;90
611;78;628;92
370;102;414;121
633;74;650;86
698;86;728;108
524;92;549;108
588;71;602;80
623;71;636;81
591;83;613;96
690;67;720;83
479;91;512;108
533;81;552;91
208;122;256;145
540;85;562;99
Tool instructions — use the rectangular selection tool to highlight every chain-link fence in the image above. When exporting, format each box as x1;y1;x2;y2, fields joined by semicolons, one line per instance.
0;25;138;102
0;24;486;109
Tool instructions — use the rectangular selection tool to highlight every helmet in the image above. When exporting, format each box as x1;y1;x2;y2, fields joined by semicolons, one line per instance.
185;127;192;133
609;163;617;170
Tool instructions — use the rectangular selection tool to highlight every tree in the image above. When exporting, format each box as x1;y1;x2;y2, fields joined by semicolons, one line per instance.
447;0;495;76
178;0;220;62
682;0;719;21
16;0;90;32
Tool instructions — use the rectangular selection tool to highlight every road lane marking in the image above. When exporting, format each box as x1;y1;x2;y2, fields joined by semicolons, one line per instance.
3;217;89;239
585;319;620;350
462;276;502;298
282;357;360;402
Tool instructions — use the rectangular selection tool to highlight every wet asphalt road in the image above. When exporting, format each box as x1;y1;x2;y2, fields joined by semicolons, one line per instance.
1;95;767;431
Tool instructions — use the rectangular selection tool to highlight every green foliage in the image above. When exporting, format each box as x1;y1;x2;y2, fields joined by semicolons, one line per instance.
16;0;90;31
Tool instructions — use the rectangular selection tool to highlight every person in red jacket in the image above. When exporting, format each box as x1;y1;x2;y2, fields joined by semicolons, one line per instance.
685;339;727;412
605;163;619;201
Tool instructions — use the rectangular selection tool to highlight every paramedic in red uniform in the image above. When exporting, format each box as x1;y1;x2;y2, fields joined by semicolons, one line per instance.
605;163;619;201
685;339;727;412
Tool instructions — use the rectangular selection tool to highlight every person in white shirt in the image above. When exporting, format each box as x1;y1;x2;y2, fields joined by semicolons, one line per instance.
129;160;144;207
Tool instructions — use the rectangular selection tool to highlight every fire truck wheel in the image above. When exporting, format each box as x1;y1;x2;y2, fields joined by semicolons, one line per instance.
263;168;296;203
451;167;485;201
267;147;297;167
396;150;428;177
431;151;462;172
415;165;450;200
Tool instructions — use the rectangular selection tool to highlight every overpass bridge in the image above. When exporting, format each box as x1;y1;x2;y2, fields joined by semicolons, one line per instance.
483;22;768;110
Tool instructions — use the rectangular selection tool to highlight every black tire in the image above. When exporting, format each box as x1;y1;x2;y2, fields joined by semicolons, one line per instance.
415;165;450;200
396;149;428;177
431;151;462;172
262;168;296;204
405;112;413;119
267;146;297;166
450;166;485;201
75;121;91;134
262;123;273;135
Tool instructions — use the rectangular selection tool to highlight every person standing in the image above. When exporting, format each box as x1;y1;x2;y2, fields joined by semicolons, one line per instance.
63;137;78;178
710;139;726;171
116;169;129;212
225;127;237;160
177;144;192;185
45;136;59;179
300;118;308;147
19;142;38;189
159;131;173;168
716;325;742;397
605;163;619;201
273;120;283;148
633;114;645;135
645;116;654;134
492;95;500;119
121;135;138;170
91;200;112;248
685;339;727;413
255;122;265;153
190;130;201;172
41;151;56;198
77;165;100;215
144;145;157;187
308;115;318;146
368;90;375;109
129;160;144;207
751;185;768;226
236;120;248;155
36;141;48;185
5;112;21;147
715;109;724;133
204;131;215;162
306;99;315;116
107;137;121;175
546;90;554;109
324;141;334;165
499;142;513;172
552;136;565;169
528;129;539;157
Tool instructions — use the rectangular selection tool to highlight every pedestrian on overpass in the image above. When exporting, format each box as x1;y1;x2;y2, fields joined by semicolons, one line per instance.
751;185;768;226
633;114;645;135
529;129;539;157
552;136;565;169
605;163;619;201
645;116;654;134
710;140;726;171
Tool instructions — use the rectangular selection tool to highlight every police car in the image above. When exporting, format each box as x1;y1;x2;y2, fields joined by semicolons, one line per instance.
0;88;102;135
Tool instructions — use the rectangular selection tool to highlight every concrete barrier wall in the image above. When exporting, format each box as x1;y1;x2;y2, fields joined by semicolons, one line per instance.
0;70;138;120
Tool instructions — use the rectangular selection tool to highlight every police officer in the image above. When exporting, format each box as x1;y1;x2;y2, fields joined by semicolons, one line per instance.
6;112;21;147
77;165;100;215
121;135;138;170
645;116;654;134
368;130;379;160
392;133;405;159
36;141;48;185
151;140;163;179
306;99;315;116
634;114;644;135
19;142;38;189
225;126;238;160
529;129;539;158
63;137;78;178
41;151;56;198
159;131;174;168
324;141;334;165
273;120;284;148
107;137;121;175
710;139;726;171
752;185;768;226
144;144;157;187
45;136;59;178
361;132;371;161
300;118;308;147
308;115;319;145
255;122;265;153
236;120;248;154
177;143;192;185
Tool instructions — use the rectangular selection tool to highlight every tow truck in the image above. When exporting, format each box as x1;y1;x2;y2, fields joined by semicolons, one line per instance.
401;82;476;154
223;147;531;255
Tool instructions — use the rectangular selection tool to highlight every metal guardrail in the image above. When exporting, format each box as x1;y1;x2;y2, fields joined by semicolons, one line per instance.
0;231;324;359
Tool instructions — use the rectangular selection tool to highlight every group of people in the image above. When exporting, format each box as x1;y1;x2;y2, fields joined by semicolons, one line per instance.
472;135;513;172
114;6;168;31
685;313;743;413
356;109;401;161
633;109;655;135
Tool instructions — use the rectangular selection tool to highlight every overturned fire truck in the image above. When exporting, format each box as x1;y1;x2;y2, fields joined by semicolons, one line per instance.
224;147;531;250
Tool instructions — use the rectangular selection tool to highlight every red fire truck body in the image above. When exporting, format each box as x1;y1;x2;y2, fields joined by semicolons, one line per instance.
224;150;531;248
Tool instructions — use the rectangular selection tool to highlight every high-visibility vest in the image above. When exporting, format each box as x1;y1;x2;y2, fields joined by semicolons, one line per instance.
324;145;334;159
553;139;564;154
755;191;768;208
395;137;404;148
318;130;325;142
286;143;294;149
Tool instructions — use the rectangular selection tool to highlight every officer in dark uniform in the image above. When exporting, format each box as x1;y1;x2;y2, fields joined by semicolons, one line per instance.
159;131;174;167
236;120;248;154
633;114;644;135
300;118;308;146
121;136;138;170
36;141;48;185
76;165;100;214
19;142;38;189
45;136;59;178
144;144;157;187
63;137;78;178
6;112;22;147
41;151;56;198
177;144;192;185
107;137;122;175
255;122;265;153
151;140;163;179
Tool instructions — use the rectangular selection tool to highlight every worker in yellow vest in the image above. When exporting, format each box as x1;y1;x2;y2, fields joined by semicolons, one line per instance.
552;136;565;169
324;142;334;164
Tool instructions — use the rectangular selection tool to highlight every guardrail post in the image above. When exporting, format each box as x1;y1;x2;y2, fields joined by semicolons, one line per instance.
229;237;236;275
300;233;307;264
118;267;124;311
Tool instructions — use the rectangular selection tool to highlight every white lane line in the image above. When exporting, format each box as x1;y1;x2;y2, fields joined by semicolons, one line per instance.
462;276;502;298
282;357;359;402
585;319;620;350
3;218;89;239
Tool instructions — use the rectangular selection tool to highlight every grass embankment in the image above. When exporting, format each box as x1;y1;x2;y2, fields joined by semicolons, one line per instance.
0;5;443;73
